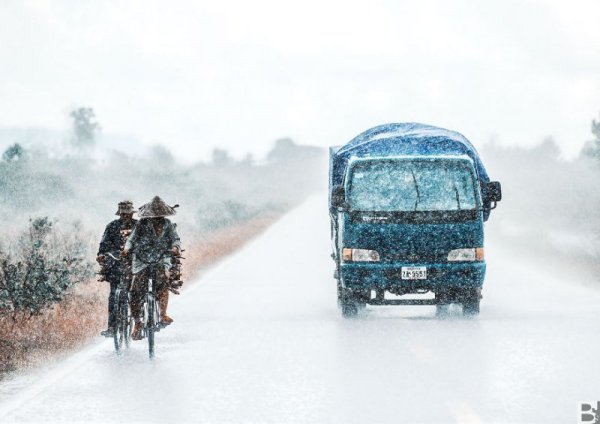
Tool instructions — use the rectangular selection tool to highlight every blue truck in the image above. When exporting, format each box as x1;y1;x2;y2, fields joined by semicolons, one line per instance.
329;123;502;317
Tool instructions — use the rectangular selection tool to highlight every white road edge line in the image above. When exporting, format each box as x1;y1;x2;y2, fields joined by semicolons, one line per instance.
0;340;108;419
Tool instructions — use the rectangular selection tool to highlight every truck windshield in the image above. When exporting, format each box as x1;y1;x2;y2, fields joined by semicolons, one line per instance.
348;160;477;212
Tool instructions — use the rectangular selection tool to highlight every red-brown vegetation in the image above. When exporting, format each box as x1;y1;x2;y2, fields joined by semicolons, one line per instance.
0;215;278;378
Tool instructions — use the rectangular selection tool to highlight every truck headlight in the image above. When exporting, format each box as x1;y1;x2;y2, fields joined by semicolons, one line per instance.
447;248;484;262
342;248;380;262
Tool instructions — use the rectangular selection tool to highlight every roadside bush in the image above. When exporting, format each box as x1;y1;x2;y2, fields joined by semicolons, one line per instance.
0;217;94;318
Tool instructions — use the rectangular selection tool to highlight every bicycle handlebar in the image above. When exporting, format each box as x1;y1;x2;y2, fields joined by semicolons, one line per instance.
105;252;121;261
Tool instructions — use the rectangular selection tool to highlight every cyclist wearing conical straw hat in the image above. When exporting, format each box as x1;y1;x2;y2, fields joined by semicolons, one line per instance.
123;196;181;341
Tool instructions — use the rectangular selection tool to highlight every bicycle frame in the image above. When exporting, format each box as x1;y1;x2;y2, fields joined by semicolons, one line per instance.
133;249;178;359
142;263;162;359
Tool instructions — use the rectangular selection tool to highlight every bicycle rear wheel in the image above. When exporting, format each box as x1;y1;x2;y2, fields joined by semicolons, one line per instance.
113;289;126;353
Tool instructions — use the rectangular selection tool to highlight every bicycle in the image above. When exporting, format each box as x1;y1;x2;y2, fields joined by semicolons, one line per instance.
141;262;163;359
105;252;133;354
130;249;184;359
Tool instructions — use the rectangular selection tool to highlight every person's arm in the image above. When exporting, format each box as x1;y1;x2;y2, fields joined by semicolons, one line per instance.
169;222;182;256
97;222;114;262
123;221;139;255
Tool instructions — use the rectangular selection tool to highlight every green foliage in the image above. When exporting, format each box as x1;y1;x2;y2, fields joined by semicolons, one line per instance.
593;115;600;143
582;112;600;159
70;107;100;146
0;218;94;318
2;144;25;162
212;148;233;167
267;138;296;162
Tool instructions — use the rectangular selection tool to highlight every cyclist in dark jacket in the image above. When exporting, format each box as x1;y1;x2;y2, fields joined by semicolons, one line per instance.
97;200;137;337
123;196;181;340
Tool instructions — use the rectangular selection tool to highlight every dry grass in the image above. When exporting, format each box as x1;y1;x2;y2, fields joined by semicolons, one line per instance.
0;281;107;375
0;214;279;378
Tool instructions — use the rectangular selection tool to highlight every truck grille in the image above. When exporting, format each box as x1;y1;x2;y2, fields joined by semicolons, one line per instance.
384;252;446;263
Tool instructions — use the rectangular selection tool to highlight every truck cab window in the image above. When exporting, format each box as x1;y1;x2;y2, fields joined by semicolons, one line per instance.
348;160;477;212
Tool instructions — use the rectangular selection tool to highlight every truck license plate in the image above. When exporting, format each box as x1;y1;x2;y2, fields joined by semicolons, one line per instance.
401;267;427;280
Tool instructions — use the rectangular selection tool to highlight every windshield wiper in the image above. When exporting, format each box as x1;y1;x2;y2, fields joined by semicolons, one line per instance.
452;183;461;210
411;169;421;211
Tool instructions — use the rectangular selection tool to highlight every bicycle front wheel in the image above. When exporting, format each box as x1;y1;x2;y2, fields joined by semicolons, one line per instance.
147;293;156;359
123;294;132;349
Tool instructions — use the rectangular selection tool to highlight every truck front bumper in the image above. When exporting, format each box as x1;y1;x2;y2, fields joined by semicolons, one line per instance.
340;262;486;291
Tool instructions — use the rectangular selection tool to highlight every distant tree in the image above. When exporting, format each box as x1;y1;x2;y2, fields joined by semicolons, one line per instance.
212;148;233;167
2;143;25;162
267;137;296;162
534;137;560;159
267;137;324;164
582;112;600;159
240;153;255;167
70;107;100;146
151;145;175;166
593;114;600;143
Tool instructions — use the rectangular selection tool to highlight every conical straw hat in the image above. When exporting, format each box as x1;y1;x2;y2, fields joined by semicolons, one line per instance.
138;196;177;218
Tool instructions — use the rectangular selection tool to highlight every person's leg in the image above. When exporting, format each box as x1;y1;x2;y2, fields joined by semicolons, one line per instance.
129;269;147;340
101;280;118;336
157;269;173;325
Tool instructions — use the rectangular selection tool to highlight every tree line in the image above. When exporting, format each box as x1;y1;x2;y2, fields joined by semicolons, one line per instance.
0;107;326;318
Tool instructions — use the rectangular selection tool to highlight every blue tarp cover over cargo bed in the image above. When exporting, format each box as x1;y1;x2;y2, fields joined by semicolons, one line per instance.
329;123;490;198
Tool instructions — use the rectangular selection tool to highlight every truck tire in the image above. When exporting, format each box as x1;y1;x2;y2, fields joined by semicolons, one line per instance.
462;289;480;316
435;290;451;317
338;285;360;318
435;304;449;317
354;291;368;311
341;300;358;318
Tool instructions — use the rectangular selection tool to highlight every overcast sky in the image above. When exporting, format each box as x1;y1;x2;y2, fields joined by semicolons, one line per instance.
0;0;599;160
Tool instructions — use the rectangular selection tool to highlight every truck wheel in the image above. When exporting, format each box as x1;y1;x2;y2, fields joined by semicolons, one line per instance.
435;290;450;317
338;286;359;318
355;300;367;311
435;304;449;317
341;300;358;318
336;280;344;308
353;290;368;311
462;289;480;316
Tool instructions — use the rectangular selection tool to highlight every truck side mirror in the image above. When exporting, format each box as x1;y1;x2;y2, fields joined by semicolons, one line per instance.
484;181;502;212
331;185;347;209
487;181;502;202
